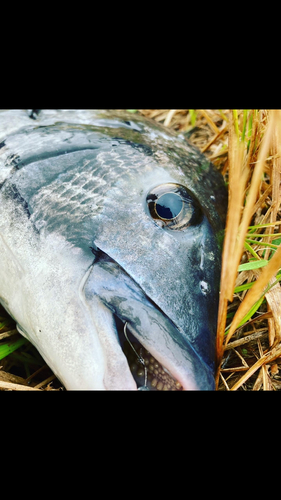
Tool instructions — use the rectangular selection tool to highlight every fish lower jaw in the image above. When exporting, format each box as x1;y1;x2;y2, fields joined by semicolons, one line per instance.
128;350;184;391
118;321;196;391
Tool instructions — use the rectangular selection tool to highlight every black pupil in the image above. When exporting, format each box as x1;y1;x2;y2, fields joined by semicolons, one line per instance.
155;193;183;220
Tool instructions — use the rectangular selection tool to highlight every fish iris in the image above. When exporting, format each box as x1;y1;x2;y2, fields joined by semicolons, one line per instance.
155;193;183;220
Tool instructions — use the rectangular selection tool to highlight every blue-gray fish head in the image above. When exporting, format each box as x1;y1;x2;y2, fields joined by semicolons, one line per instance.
0;110;227;390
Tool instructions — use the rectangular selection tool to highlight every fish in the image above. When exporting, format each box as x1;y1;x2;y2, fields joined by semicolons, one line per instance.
0;109;227;390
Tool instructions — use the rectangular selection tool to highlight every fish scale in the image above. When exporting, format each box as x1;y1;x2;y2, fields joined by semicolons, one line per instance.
18;145;153;248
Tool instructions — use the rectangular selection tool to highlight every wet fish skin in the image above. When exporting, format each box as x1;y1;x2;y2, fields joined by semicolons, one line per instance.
0;110;227;389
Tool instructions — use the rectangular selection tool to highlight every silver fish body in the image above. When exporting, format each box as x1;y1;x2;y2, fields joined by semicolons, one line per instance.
0;109;227;390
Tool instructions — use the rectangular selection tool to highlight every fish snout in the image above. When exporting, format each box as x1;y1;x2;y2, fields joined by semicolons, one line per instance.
83;253;215;391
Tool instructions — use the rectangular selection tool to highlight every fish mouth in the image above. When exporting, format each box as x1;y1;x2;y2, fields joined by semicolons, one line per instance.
84;252;215;391
115;316;184;391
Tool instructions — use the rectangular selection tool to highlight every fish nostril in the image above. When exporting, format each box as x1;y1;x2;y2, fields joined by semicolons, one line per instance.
89;246;101;258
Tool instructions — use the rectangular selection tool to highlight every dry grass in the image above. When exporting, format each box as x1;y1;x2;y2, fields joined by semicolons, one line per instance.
1;109;281;390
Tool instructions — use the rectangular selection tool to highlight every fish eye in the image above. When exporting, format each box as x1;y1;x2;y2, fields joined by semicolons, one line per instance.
146;183;203;230
155;192;183;220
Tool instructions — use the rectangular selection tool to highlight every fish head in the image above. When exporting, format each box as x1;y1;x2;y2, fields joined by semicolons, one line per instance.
0;110;227;390
86;133;227;390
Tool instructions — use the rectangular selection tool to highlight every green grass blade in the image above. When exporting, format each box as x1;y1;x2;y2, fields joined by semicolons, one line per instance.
247;232;281;238
248;111;253;137
234;281;255;294
229;273;281;332
233;109;240;137
238;259;268;272
246;238;279;250
248;222;281;230
189;109;197;126
241;110;248;142
0;319;12;331
237;295;265;327
225;295;265;333
244;240;261;259
0;337;27;360
218;110;228;122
